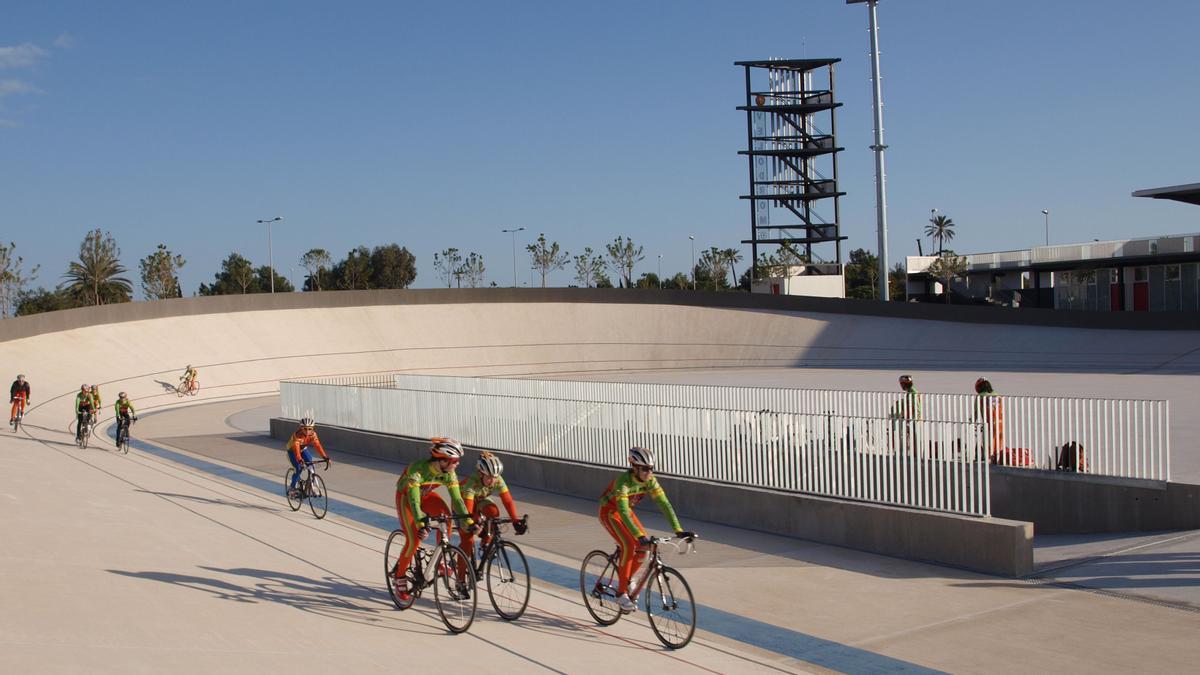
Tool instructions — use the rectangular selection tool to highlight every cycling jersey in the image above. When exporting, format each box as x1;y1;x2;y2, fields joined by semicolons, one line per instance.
10;380;30;403
75;392;95;413
90;390;102;409
599;470;682;536
461;473;520;520
181;368;197;382
891;387;922;420
396;458;471;522
114;398;137;418
286;429;328;463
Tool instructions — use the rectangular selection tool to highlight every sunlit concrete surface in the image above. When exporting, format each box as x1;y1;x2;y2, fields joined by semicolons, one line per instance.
3;292;1200;672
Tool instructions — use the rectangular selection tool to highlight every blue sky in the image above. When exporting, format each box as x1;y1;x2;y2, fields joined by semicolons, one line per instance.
2;1;1198;296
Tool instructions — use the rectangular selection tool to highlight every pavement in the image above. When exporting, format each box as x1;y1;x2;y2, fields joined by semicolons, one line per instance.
6;394;1199;673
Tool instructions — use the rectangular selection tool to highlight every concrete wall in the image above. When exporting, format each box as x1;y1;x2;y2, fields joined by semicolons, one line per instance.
273;418;1034;577
991;467;1200;534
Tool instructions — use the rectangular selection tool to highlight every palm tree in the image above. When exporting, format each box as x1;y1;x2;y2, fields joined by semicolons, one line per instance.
924;214;956;254
61;229;132;305
722;248;744;288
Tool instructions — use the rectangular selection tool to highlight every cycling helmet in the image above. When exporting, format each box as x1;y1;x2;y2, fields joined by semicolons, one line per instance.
118;392;127;399
477;451;504;476
299;416;315;428
899;374;913;386
975;377;992;394
16;374;24;380
80;384;88;391
628;446;655;468
430;437;464;460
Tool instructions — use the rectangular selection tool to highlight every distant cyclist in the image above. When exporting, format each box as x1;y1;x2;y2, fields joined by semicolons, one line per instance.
285;416;330;498
89;385;102;412
10;374;30;426
74;385;96;442
975;377;1005;459
114;391;138;440
889;374;922;453
459;451;527;562
180;365;198;393
599;447;694;614
389;438;476;603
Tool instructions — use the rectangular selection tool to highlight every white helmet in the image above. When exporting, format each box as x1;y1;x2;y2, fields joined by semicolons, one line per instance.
299;416;315;428
477;451;504;476
430;437;464;460
628;446;655;468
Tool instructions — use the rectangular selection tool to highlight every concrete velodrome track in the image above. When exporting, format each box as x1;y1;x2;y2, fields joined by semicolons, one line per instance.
3;289;1200;672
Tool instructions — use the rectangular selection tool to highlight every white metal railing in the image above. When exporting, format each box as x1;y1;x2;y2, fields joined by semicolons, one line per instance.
281;379;993;516
283;373;1170;482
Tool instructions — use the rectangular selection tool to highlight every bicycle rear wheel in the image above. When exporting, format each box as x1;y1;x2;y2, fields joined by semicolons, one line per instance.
645;566;696;649
117;426;129;454
384;529;416;610
432;545;477;633
580;550;622;626
307;474;328;519
284;469;302;511
80;424;90;450
486;540;530;621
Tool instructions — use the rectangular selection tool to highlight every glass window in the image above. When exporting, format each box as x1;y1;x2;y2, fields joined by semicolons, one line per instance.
1166;265;1181;281
1135;267;1148;282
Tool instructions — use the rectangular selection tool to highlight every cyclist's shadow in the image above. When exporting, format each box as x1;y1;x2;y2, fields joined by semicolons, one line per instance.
154;380;179;393
107;566;444;634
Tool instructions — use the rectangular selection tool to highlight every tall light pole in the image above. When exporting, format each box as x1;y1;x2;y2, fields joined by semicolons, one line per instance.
930;208;938;254
657;254;662;288
502;227;525;287
1042;210;1050;246
849;0;890;301
256;217;282;293
688;236;696;290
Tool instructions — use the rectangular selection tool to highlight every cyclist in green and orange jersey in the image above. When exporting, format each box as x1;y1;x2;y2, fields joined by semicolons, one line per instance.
459;451;527;561
74;385;96;443
389;438;477;603
89;385;102;411
599;446;693;614
114;391;138;441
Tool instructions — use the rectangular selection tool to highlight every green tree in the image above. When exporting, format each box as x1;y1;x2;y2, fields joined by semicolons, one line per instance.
635;272;661;289
926;250;968;304
256;265;294;292
662;272;690;290
526;234;568;288
369;244;417;289
572;247;605;288
844;248;880;299
889;262;906;301
61;229;132;306
332;246;372;290
16;287;76;316
139;243;186;300
300;248;332;291
722;248;744;288
433;248;463;288
594;273;614;288
925;214;956;254
1;241;39;318
458;252;486;288
604;236;644;288
698;248;730;291
199;253;259;295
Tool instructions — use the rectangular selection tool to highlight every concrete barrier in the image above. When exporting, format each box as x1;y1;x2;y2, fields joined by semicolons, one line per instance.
991;467;1200;534
273;418;1034;577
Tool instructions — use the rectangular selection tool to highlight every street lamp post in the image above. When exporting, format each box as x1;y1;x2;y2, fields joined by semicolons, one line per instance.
849;0;891;301
930;208;938;254
502;227;525;287
688;236;696;290
256;217;283;293
657;254;662;288
1042;210;1049;246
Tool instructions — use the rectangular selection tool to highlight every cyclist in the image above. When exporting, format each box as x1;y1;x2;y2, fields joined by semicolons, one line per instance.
286;416;330;498
599;446;694;614
889;374;922;453
459;451;527;562
9;374;30;426
389;437;476;603
180;365;198;393
89;385;102;412
74;384;96;442
114;391;138;441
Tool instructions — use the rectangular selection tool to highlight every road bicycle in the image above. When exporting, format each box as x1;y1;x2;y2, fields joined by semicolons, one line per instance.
384;513;478;634
468;515;531;621
580;534;698;649
76;410;95;449
115;414;136;454
176;378;199;397
10;399;26;433
284;460;329;519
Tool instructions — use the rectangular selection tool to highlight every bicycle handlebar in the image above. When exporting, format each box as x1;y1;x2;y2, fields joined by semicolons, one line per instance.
426;513;473;523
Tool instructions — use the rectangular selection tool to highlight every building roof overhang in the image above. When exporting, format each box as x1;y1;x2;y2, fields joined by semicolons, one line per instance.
1132;183;1200;206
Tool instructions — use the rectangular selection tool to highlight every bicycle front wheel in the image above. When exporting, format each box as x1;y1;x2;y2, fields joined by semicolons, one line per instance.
307;474;328;519
80;426;90;450
284;469;302;511
486;540;530;621
580;550;622;626
384;529;416;610
645;566;696;650
432;545;477;634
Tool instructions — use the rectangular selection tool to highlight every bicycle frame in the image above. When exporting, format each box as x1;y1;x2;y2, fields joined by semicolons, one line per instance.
471;516;524;577
413;514;471;589
619;537;695;600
